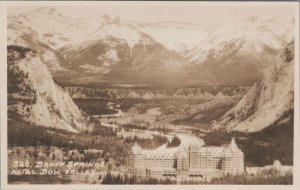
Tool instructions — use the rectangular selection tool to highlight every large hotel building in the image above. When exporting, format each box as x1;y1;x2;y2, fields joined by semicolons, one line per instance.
127;138;244;179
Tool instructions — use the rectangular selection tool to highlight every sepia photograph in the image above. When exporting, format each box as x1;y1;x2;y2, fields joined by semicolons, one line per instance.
0;1;299;189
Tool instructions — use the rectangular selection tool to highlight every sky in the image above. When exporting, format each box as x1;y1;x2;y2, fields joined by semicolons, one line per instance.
7;3;296;26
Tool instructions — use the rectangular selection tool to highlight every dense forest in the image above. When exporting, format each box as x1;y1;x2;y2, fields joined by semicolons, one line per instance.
8;175;71;184
167;135;181;148
8;118;130;165
101;171;176;184
181;170;293;184
7;118;169;164
73;98;118;115
101;169;292;185
123;134;168;149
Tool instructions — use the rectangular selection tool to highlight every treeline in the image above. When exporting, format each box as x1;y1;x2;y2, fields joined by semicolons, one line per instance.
167;135;181;148
73;99;118;115
123;124;147;130
101;172;176;184
7;45;37;97
8;119;130;165
209;172;293;184
123;135;168;149
85;125;117;137
181;171;293;184
8;175;71;184
122;124;170;134
8;45;36;59
154;126;170;134
118;99;147;112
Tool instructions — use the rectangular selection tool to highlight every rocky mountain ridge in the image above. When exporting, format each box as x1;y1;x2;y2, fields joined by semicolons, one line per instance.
209;42;294;133
65;86;250;100
8;45;89;133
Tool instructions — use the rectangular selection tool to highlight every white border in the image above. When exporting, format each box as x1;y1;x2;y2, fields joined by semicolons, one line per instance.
0;1;299;190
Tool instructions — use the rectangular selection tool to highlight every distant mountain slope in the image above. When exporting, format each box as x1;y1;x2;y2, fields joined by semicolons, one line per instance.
210;41;294;133
132;21;215;53
184;16;294;64
182;16;294;86
9;7;191;85
8;7;295;86
7;14;76;79
12;7;112;50
8;45;89;133
65;86;249;100
60;24;188;82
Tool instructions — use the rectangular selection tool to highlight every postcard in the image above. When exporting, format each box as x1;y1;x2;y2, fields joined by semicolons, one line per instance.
0;1;299;189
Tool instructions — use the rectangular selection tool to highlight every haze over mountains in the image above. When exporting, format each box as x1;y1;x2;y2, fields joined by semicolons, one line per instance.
8;7;295;86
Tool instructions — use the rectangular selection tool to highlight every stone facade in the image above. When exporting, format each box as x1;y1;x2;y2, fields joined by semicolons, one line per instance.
127;138;244;179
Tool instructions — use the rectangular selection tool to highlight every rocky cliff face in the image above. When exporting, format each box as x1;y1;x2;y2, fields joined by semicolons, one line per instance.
210;42;294;133
8;45;88;133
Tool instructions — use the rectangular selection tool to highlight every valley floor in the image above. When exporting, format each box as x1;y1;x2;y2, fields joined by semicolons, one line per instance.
7;87;294;184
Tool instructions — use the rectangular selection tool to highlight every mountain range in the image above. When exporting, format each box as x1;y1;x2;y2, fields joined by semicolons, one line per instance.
8;7;295;86
65;86;249;100
209;41;294;132
7;7;295;133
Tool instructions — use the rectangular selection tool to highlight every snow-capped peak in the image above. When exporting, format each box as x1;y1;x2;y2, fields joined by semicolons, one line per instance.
86;22;148;48
183;15;294;64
